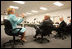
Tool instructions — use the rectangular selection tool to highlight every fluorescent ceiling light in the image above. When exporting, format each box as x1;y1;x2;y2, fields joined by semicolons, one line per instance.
13;1;25;4
53;1;64;7
40;7;47;10
31;10;38;13
9;6;19;9
26;12;32;15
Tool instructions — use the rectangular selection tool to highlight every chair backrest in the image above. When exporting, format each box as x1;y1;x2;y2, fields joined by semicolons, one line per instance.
4;19;13;35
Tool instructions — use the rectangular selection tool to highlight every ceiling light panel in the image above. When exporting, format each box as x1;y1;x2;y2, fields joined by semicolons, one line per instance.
40;7;47;10
9;6;19;9
53;1;64;7
26;12;32;15
13;1;25;4
31;10;38;13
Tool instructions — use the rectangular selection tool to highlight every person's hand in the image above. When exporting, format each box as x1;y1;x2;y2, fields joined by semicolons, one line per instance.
21;13;25;18
56;25;59;28
16;14;18;17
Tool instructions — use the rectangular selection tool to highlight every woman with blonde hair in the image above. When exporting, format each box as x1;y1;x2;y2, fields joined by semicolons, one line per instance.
6;8;27;42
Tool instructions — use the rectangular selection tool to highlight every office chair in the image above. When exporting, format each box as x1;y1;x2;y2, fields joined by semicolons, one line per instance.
33;25;50;43
63;24;71;37
55;27;67;40
3;19;24;48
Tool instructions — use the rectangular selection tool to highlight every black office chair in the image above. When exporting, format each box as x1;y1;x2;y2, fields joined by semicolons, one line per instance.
55;27;67;40
64;23;71;37
3;19;24;48
33;25;50;43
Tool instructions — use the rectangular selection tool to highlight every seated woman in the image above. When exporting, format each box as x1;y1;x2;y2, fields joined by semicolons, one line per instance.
6;8;27;42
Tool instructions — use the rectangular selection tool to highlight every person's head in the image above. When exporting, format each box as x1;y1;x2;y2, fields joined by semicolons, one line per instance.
7;8;15;15
69;19;71;23
59;17;64;21
44;15;50;20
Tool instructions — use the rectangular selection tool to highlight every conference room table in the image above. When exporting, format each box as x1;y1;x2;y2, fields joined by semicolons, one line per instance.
53;24;59;28
18;23;59;28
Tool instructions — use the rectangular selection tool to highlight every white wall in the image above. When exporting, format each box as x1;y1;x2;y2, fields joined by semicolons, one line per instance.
26;8;71;24
1;15;4;21
1;15;8;22
1;8;71;36
47;8;71;23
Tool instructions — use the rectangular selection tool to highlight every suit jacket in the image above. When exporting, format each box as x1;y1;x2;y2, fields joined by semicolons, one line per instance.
59;21;67;28
39;19;54;30
66;23;71;33
58;20;67;31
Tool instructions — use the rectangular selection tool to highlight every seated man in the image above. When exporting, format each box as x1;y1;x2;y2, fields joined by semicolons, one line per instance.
68;19;71;34
65;19;71;36
55;17;67;39
33;15;54;38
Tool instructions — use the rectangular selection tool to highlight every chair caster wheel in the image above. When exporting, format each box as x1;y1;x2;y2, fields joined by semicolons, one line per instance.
2;44;5;48
40;41;43;43
62;38;65;40
22;43;24;45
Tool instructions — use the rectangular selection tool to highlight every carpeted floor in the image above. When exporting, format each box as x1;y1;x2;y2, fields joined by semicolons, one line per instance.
1;25;71;48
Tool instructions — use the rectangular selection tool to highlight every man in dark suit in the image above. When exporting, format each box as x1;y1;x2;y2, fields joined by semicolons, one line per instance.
65;19;71;36
56;17;67;39
67;22;71;35
33;15;54;38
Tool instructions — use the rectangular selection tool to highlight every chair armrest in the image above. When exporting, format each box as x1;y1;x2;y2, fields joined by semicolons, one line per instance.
34;25;43;32
15;28;22;34
10;28;22;34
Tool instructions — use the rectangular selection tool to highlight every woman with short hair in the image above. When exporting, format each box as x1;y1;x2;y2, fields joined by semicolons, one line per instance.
6;8;27;42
